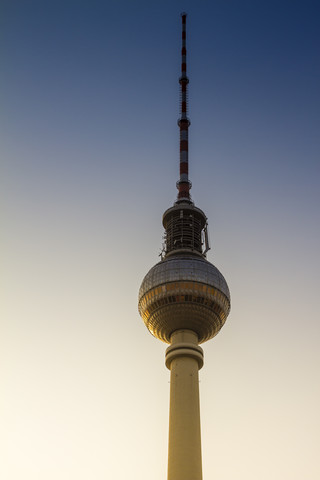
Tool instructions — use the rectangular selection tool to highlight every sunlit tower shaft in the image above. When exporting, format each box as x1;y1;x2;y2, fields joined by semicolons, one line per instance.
138;13;231;480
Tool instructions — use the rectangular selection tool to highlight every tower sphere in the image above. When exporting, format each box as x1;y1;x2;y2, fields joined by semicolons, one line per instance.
138;254;230;344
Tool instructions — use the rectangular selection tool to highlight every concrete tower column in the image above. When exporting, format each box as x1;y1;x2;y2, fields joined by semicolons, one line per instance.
165;329;204;480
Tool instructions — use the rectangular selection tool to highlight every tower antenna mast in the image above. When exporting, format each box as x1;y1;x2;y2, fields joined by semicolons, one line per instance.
177;12;192;202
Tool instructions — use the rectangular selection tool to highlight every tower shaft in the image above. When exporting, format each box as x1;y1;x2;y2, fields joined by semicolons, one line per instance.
165;330;204;480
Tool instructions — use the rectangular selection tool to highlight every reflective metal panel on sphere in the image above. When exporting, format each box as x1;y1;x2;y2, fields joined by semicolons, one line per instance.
138;255;230;343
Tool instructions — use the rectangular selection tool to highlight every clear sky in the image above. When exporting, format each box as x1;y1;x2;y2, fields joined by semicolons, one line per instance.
2;1;320;479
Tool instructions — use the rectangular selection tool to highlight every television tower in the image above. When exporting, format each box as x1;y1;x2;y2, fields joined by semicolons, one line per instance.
138;13;231;480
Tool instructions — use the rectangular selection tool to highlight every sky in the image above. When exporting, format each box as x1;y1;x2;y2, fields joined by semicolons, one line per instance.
1;0;320;479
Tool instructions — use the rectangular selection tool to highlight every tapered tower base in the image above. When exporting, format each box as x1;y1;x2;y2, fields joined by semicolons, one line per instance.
165;330;204;480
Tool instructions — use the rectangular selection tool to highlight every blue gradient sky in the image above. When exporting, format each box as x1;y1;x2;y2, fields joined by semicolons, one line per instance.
2;1;320;479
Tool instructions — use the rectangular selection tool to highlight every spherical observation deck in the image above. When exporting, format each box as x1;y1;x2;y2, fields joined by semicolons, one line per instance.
138;255;230;344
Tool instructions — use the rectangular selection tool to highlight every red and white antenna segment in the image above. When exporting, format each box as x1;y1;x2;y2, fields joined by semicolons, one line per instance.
177;12;191;202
